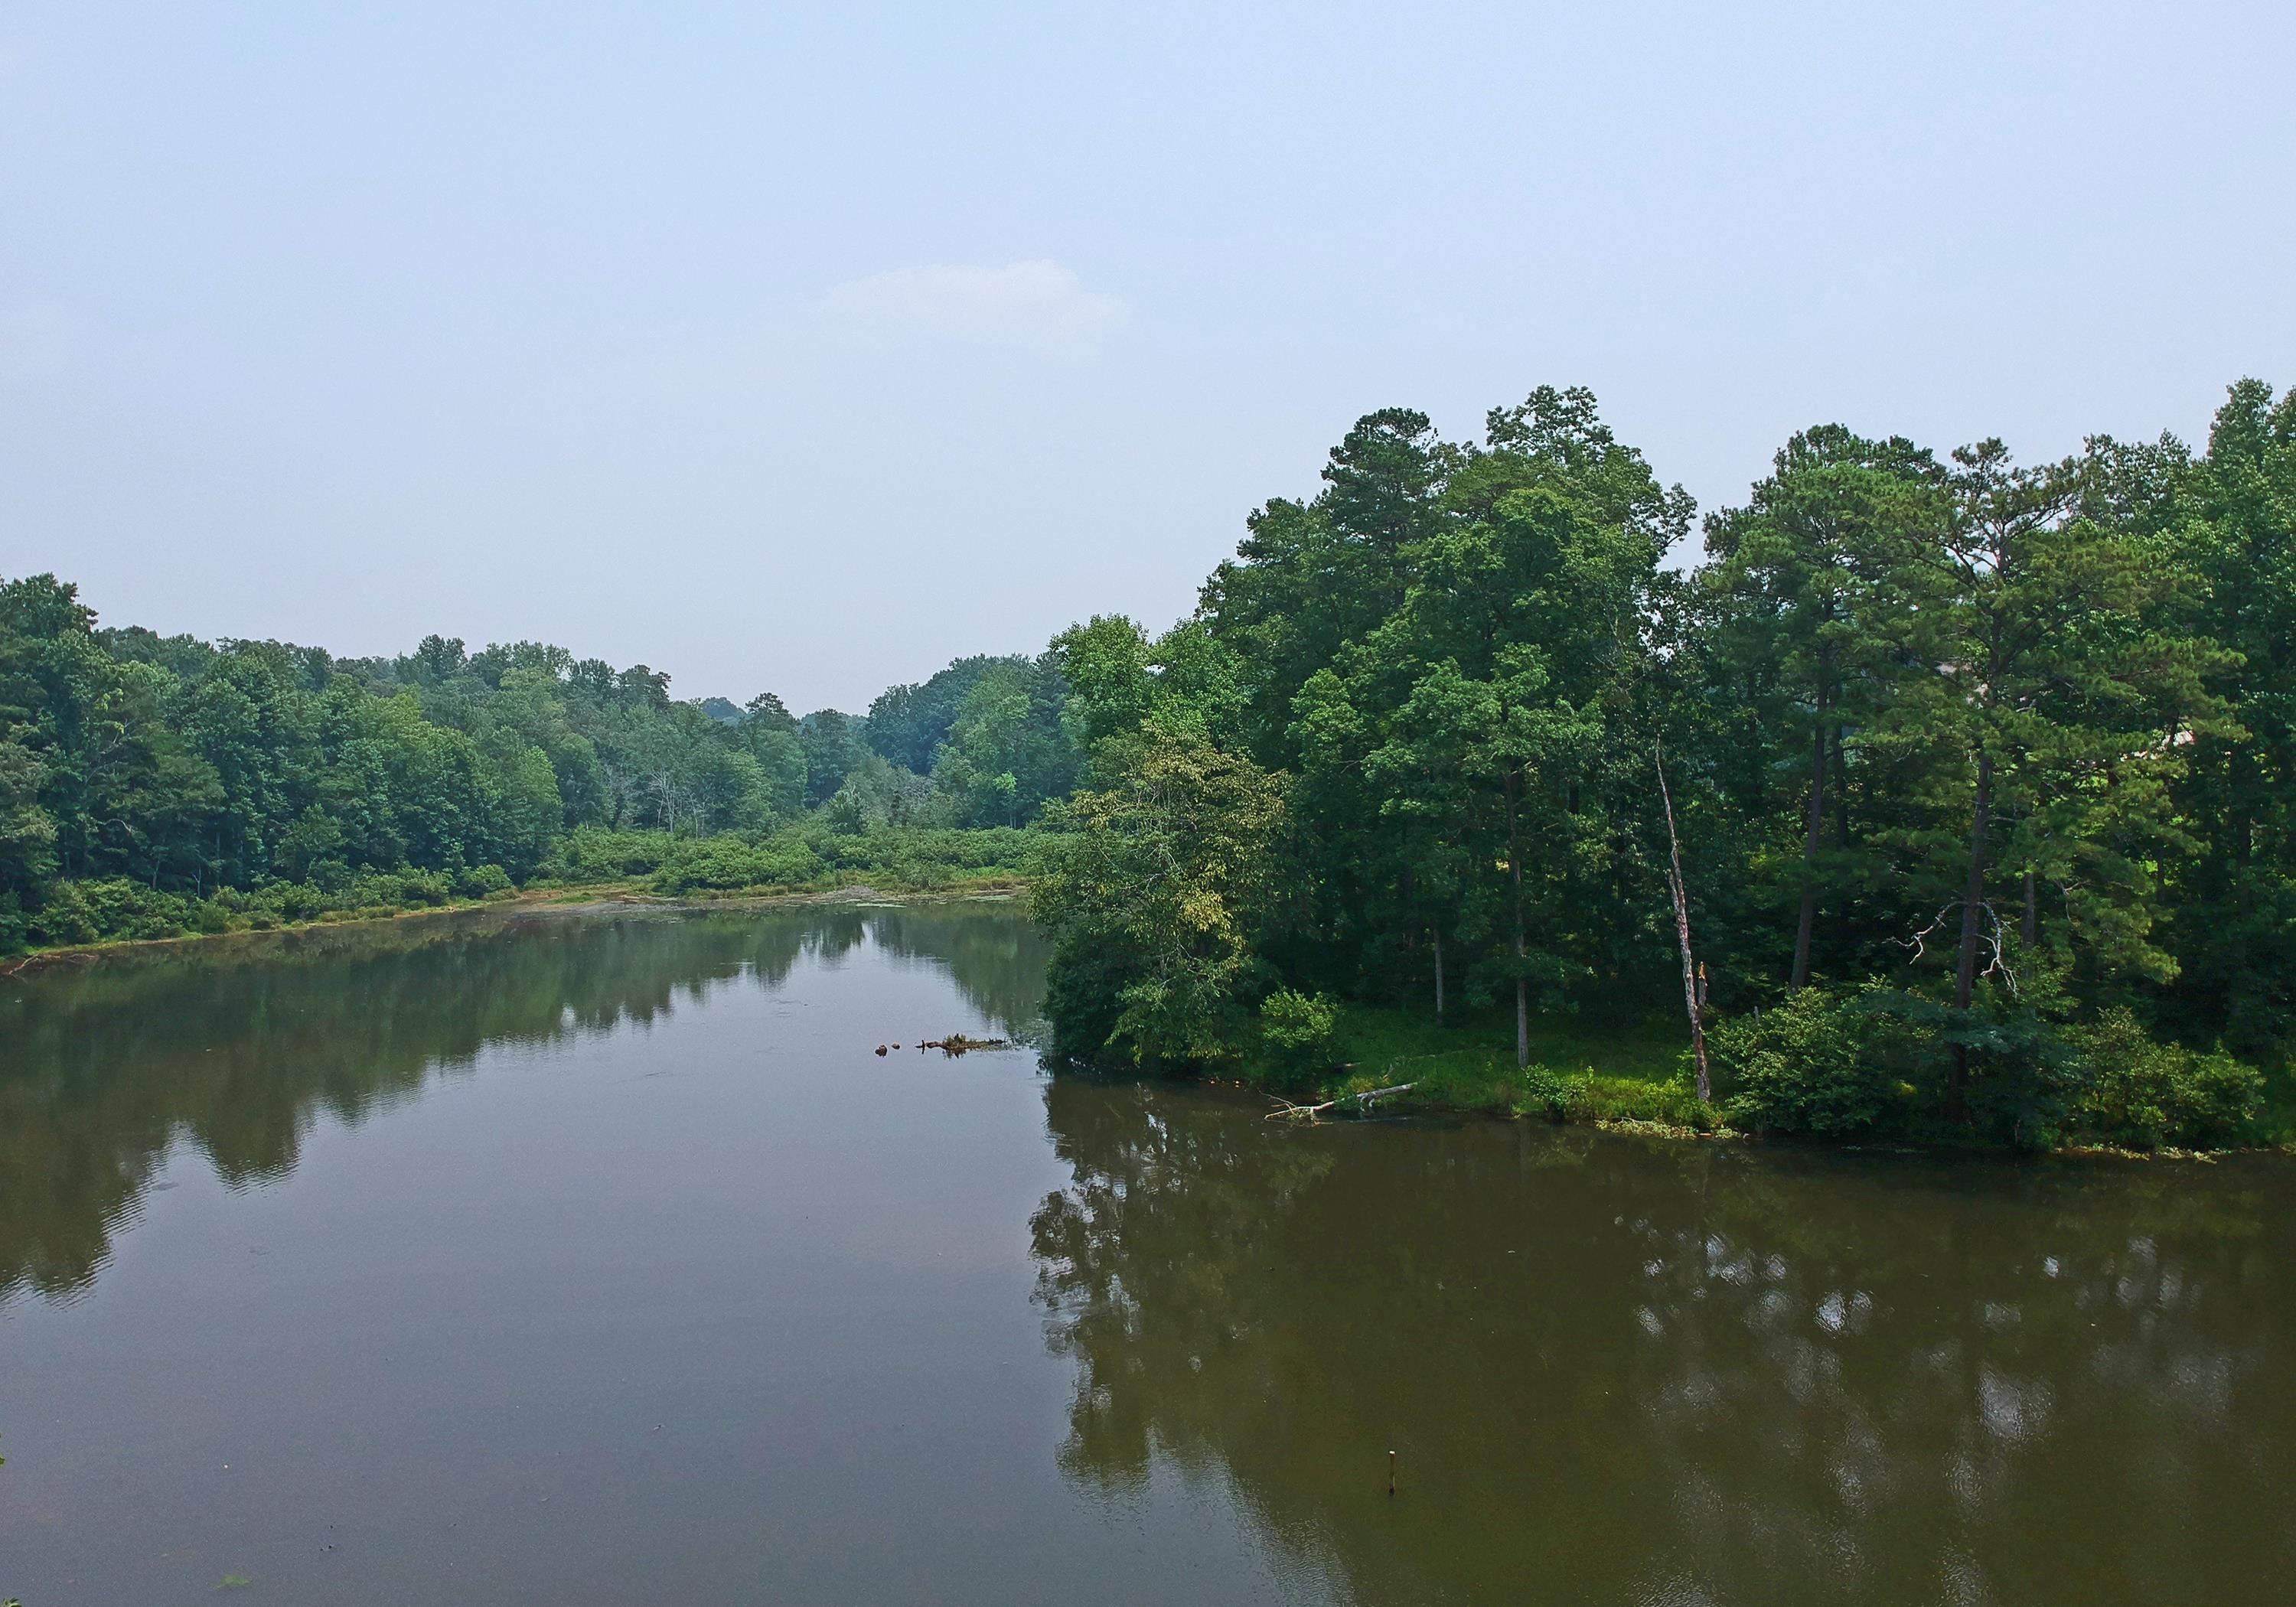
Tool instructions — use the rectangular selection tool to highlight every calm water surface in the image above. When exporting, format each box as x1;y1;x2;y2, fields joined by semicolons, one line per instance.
2;901;2291;1605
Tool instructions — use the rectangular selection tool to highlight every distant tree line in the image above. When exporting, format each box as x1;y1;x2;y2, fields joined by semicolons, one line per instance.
1031;381;2294;1148
0;586;1075;949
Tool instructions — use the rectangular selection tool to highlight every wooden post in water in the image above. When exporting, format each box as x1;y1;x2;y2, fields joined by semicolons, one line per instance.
1388;1449;1397;1497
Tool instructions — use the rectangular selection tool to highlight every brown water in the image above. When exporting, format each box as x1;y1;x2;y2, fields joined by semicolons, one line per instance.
2;901;2291;1605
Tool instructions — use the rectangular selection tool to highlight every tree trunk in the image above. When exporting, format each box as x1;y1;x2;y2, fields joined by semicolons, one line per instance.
1948;750;1994;1122
1656;746;1711;1102
1790;715;1828;992
1832;722;1854;957
1506;767;1528;1069
1432;927;1445;1023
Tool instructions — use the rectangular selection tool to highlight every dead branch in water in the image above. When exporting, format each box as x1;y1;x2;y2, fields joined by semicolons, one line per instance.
916;1034;1012;1056
1;950;96;981
1267;1082;1417;1120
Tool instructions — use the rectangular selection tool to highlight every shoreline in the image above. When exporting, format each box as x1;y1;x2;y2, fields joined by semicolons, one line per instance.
0;876;1032;976
15;892;2282;1165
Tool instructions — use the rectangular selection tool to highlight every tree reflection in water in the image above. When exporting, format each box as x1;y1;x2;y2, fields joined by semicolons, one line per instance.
0;899;1047;1305
1029;1076;2296;1605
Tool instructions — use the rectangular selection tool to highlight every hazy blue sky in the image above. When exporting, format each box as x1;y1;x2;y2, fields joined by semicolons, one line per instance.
5;2;2291;712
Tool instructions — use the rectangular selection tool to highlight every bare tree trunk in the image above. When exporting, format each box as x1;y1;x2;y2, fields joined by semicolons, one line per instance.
1432;927;1445;1023
1790;718;1827;992
1657;746;1711;1102
1505;768;1528;1069
1948;750;1994;1122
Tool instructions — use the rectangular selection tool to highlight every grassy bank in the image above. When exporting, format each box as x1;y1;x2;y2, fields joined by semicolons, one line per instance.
1247;1003;2296;1154
1;825;1042;968
1258;1004;1725;1136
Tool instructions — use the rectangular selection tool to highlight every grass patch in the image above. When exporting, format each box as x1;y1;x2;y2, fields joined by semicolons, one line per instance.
1301;1003;1727;1132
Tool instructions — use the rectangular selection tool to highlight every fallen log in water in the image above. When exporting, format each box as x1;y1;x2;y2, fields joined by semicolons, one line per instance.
916;1033;1012;1056
1267;1081;1417;1120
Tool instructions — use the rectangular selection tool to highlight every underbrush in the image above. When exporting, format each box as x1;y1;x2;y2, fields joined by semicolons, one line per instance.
1225;990;2286;1153
1706;985;2279;1152
535;823;1041;897
11;867;520;950
1250;1003;1727;1133
9;824;1044;959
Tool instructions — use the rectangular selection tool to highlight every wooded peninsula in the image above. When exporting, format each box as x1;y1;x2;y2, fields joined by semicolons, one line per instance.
6;380;2290;1152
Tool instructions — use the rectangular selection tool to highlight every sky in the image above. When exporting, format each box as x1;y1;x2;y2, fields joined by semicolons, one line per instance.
4;2;2291;713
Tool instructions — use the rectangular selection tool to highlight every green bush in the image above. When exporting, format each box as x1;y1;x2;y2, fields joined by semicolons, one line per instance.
538;826;679;884
1260;988;1339;1049
804;825;1036;876
1560;1072;1716;1130
28;878;197;945
651;836;827;893
455;862;514;898
242;881;331;923
1714;984;1910;1139
342;869;453;909
2068;1009;2265;1149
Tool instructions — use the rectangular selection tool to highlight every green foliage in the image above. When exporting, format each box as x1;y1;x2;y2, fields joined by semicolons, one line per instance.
1257;989;1342;1071
1034;724;1289;1064
0;579;1075;953
538;826;677;883
804;824;1036;885
822;753;944;833
2067;1008;2266;1149
1712;986;1913;1139
24;877;211;946
866;656;1013;772
455;863;515;898
1026;377;2296;1149
650;836;828;894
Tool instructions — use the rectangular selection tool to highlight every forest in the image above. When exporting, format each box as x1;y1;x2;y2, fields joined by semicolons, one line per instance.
1029;380;2293;1150
5;378;2289;1149
0;592;1073;947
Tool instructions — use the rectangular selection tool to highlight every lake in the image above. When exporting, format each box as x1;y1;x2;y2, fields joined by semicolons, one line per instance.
2;900;2291;1605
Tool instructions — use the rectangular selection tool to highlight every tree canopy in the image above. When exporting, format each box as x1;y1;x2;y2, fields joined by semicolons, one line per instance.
1033;380;2294;1149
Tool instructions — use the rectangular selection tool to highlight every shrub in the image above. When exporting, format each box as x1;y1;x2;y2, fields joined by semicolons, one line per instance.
27;878;195;945
1561;1072;1716;1131
538;826;678;884
455;862;514;898
2068;1009;2265;1149
344;869;453;908
1714;984;1909;1139
248;881;330;923
1042;936;1133;1062
1258;989;1342;1070
1516;1064;1569;1119
651;836;826;894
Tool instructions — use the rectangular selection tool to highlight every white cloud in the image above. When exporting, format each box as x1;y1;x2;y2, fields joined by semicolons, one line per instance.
823;260;1125;347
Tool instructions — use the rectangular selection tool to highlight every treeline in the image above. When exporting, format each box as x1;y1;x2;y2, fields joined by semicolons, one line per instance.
10;378;2289;1148
1031;382;2294;1149
0;587;1076;950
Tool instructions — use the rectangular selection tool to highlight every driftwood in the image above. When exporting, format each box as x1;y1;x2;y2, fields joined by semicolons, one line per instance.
917;1034;1011;1056
1267;1081;1417;1120
1;950;96;981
